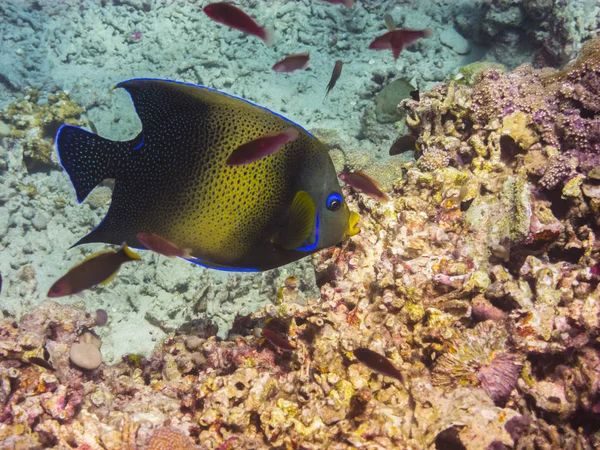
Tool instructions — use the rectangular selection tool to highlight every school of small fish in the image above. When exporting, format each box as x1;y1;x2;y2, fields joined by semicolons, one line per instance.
49;0;430;295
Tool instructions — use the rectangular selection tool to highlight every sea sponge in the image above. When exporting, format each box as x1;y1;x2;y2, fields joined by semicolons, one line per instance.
69;342;102;370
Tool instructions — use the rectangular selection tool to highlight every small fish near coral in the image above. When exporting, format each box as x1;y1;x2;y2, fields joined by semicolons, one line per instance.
203;2;273;45
369;28;432;60
261;328;296;351
272;52;310;72
47;244;140;297
338;170;390;202
55;78;360;272
389;134;419;156
353;347;405;384
226;128;299;165
324;60;343;99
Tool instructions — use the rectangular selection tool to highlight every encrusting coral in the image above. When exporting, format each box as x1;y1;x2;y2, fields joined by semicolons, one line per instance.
0;88;85;172
2;37;600;450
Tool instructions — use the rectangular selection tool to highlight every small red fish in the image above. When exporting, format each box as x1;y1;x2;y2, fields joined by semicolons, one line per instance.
369;28;432;60
272;52;310;72
262;328;296;351
136;232;193;258
325;60;343;99
203;2;273;45
129;31;142;42
48;244;140;297
338;170;390;202
319;0;355;8
227;128;299;166
353;347;404;384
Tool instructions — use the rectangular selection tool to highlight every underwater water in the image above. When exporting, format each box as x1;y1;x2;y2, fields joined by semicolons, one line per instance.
1;0;600;448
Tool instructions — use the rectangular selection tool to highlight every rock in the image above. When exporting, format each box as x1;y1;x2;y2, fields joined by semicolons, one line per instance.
0;121;10;137
440;28;471;55
70;342;102;370
31;211;49;230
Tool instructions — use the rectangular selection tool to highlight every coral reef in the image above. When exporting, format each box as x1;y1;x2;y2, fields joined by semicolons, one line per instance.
1;20;600;450
455;0;600;67
0;89;84;172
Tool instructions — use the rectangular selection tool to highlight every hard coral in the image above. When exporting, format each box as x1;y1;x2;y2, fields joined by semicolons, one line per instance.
143;427;199;450
0;89;85;172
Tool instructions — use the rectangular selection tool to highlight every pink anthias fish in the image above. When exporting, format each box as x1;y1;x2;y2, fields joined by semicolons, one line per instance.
369;28;432;60
226;128;299;166
262;328;296;351
272;52;310;72
136;232;193;258
203;2;273;45
338;170;390;202
319;0;355;8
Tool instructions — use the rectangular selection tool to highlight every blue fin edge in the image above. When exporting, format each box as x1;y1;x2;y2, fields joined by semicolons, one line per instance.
295;208;320;252
114;77;314;137
183;256;260;273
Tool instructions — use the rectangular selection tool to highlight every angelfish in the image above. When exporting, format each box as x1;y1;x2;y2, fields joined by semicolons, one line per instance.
55;78;360;272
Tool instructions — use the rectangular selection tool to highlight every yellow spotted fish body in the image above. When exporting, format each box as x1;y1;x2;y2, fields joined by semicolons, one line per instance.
56;78;359;271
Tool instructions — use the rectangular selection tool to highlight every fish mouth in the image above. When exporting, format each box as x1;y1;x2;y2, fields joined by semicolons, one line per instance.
345;211;361;237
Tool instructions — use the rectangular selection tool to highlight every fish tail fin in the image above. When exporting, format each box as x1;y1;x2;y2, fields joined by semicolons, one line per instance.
344;0;355;7
422;28;433;39
56;125;131;203
262;28;275;46
120;243;142;261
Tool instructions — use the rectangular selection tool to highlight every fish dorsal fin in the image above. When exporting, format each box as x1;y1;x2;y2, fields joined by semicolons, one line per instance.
114;78;313;145
274;191;316;250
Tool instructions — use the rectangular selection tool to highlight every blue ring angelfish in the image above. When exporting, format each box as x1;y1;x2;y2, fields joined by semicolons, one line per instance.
326;192;343;211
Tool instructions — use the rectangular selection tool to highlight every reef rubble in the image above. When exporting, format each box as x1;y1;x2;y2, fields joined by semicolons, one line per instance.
2;35;600;450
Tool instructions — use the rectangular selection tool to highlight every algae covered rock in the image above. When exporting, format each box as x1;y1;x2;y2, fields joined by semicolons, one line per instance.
1;89;85;172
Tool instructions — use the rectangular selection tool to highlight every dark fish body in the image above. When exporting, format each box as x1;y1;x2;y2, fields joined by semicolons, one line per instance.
272;53;310;72
369;29;432;60
47;245;140;297
262;328;296;351
389;135;418;156
353;347;404;383
339;170;389;202
56;79;359;271
325;60;343;98
227;128;299;165
203;2;273;45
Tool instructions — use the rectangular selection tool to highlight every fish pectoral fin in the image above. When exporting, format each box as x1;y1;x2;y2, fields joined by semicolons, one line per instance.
272;191;316;250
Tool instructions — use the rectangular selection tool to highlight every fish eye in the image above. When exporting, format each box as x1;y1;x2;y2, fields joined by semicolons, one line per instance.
326;192;342;211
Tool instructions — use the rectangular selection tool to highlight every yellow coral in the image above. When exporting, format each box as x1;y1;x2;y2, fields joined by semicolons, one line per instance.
501;111;539;150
